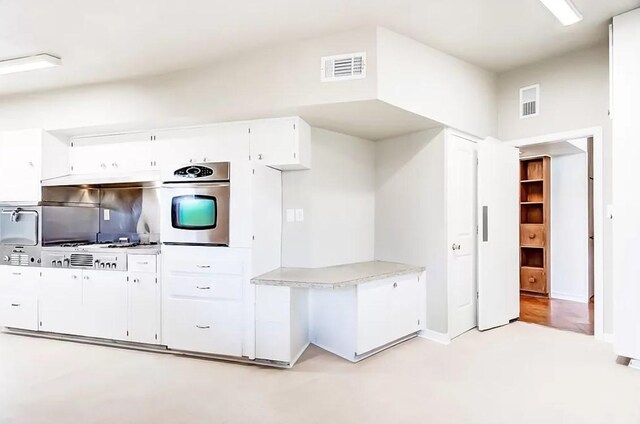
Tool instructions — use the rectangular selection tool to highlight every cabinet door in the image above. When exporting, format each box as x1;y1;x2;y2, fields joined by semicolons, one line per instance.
356;275;420;355
82;270;128;340
127;273;160;344
70;132;153;174
0;129;42;202
250;117;310;170
39;268;83;335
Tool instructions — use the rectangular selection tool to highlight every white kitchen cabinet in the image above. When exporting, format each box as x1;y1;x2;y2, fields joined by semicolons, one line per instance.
127;272;160;344
0;129;69;202
39;268;83;335
250;117;311;170
161;245;249;357
0;266;40;331
155;123;251;168
82;270;128;341
69;132;155;175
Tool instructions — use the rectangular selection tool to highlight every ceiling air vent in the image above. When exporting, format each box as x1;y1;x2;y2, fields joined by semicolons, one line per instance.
321;52;366;82
520;84;540;119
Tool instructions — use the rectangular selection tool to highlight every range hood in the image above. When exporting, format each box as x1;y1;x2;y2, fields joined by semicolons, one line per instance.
42;170;162;188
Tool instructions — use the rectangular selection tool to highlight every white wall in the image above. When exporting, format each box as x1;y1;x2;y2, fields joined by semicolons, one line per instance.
281;127;376;268
375;128;448;333
551;152;589;302
377;27;497;138
0;27;379;133
496;43;613;334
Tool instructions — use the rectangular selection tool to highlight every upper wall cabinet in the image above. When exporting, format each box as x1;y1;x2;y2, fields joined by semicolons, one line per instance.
155;123;251;168
69;132;155;175
0;129;69;202
250;117;311;170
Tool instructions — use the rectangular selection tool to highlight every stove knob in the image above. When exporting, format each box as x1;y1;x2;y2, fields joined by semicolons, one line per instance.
63;258;70;268
106;263;112;269
100;263;105;269
94;260;100;268
51;260;56;267
2;256;9;262
56;260;62;267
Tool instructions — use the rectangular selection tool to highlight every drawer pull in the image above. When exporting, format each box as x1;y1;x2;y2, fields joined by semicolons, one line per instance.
528;277;536;283
196;265;211;269
12;272;21;276
136;261;149;265
528;234;536;239
196;325;210;329
196;286;211;290
10;303;20;307
393;282;398;288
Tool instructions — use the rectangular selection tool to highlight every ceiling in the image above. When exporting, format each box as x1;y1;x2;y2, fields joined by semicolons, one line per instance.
0;0;638;97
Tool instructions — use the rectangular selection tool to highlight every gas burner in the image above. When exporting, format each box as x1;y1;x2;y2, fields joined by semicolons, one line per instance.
104;243;140;249
56;242;93;248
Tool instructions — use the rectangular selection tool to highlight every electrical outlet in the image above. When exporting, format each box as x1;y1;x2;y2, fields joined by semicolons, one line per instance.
103;209;111;221
295;209;304;222
286;209;295;223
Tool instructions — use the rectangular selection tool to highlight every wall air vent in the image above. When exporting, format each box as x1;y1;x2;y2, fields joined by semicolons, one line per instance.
321;52;366;82
520;84;540;118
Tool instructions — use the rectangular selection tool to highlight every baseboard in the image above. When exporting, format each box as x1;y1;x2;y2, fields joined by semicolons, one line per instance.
418;329;451;345
550;292;589;303
629;359;640;370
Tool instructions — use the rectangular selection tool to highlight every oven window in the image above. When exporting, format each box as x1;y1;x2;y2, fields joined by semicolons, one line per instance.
171;195;217;230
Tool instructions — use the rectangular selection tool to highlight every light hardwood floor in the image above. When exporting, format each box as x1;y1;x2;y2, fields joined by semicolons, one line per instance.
520;294;594;335
0;322;637;424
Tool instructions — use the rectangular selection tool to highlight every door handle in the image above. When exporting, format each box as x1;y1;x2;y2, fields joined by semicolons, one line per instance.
196;286;211;290
196;325;210;329
451;243;461;251
196;265;211;269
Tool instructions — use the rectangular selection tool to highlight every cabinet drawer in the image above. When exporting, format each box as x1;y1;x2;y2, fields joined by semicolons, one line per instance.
357;275;420;355
520;268;546;293
163;250;243;276
163;298;242;356
520;224;545;247
0;296;38;330
0;266;40;296
128;255;157;273
167;273;242;301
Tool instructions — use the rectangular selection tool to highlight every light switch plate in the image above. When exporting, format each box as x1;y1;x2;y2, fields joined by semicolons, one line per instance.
286;209;295;223
103;209;111;221
295;209;304;222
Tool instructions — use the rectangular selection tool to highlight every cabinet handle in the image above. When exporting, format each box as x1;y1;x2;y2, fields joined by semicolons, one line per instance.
137;261;149;265
111;162;118;168
196;325;210;329
529;234;536;239
27;161;34;167
257;154;263;160
196;286;211;290
451;243;461;251
196;265;211;269
100;163;107;169
84;276;89;280
393;282;398;288
133;278;140;283
72;275;78;280
10;303;20;307
528;277;536;283
12;272;21;276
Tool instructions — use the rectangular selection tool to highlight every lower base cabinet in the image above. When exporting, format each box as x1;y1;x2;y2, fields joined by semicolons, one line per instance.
0;267;40;331
127;272;160;344
39;269;83;335
82;270;128;341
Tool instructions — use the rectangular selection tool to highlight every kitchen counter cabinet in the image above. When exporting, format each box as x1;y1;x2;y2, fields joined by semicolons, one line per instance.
253;262;426;366
82;270;128;341
39;268;83;335
0;266;40;331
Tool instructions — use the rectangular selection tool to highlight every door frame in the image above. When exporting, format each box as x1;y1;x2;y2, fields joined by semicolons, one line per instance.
506;126;604;340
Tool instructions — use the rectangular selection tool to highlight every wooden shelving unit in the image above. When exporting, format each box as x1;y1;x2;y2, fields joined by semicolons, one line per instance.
519;157;550;296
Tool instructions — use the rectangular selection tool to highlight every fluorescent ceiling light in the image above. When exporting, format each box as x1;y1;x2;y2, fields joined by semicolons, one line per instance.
0;54;61;76
539;0;583;26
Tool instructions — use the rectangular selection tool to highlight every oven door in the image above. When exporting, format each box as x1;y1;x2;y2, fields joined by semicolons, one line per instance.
0;208;40;246
161;183;230;245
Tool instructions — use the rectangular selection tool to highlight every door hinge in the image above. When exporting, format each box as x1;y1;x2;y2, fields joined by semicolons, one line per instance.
477;292;479;299
155;333;158;340
252;235;255;241
70;141;74;147
293;123;296;130
417;319;420;326
126;330;129;337
39;321;42;327
126;276;129;282
70;166;74;172
155;277;158;284
252;169;255;175
248;128;251;134
293;152;296;159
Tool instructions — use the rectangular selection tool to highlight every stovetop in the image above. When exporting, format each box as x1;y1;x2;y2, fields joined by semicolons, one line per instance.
45;241;158;251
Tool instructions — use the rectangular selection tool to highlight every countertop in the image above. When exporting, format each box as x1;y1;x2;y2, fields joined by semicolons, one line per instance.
251;261;425;289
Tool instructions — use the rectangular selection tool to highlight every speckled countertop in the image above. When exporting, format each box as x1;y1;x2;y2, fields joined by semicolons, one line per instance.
251;261;425;289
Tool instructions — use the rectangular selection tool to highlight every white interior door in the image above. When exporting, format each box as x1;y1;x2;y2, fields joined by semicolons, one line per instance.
447;134;478;339
477;137;520;331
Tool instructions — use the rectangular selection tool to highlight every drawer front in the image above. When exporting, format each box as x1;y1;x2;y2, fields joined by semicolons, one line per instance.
163;247;244;276
163;298;242;356
166;273;242;301
0;296;38;330
520;268;546;293
520;224;545;247
0;266;40;296
357;275;420;355
128;255;157;273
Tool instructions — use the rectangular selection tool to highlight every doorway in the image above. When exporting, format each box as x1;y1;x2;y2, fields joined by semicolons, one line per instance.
508;128;603;338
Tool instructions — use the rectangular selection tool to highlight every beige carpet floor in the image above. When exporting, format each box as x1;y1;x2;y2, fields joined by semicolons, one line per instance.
0;322;638;424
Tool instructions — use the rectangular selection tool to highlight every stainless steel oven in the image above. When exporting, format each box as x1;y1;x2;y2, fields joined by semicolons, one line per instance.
0;205;99;266
161;162;230;246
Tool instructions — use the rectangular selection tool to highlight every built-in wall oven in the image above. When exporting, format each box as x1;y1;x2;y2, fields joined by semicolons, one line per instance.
161;162;230;246
0;205;99;266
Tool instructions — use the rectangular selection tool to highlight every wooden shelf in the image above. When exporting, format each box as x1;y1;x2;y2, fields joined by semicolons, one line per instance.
519;157;550;296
